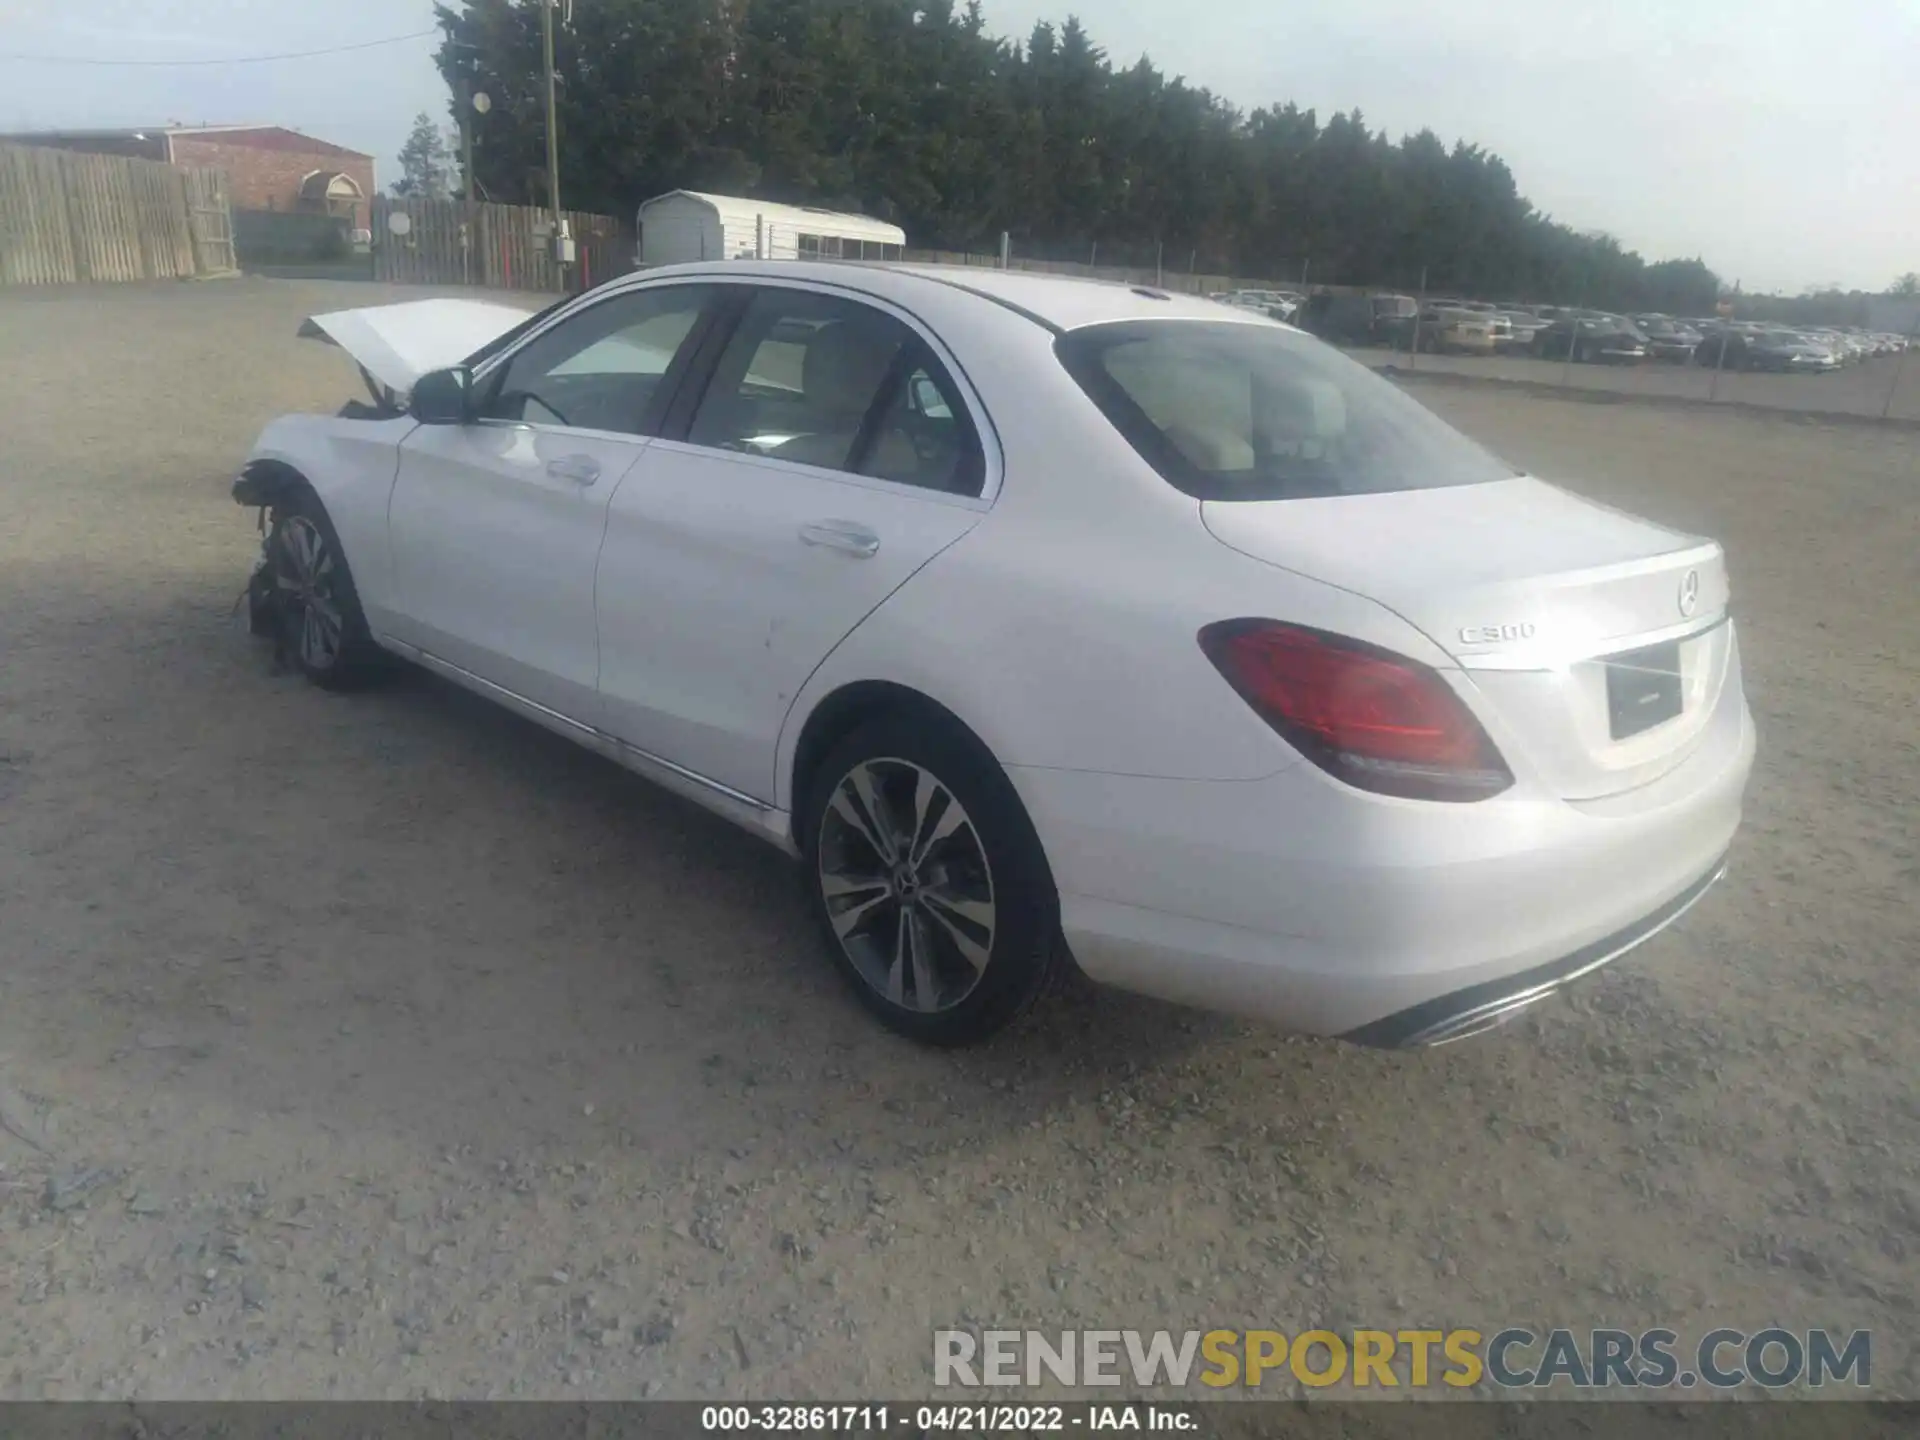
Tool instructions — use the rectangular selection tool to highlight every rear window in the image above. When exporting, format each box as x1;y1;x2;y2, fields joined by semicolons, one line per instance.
1056;320;1517;502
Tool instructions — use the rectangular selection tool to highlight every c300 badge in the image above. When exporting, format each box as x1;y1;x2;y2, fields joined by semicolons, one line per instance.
1458;622;1536;645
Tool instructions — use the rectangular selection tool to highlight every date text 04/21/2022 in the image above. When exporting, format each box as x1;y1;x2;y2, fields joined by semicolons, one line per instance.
699;1404;1194;1432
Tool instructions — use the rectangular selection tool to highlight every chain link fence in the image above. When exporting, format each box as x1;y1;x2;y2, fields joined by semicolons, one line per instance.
643;220;1920;425
878;239;1920;425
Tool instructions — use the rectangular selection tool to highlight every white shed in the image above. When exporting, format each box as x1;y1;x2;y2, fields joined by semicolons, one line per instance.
635;190;906;267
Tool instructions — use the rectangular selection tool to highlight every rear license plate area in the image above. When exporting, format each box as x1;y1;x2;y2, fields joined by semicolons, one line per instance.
1606;640;1683;739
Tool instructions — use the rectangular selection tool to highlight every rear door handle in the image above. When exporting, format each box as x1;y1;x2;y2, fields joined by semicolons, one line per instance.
798;520;880;558
546;454;602;486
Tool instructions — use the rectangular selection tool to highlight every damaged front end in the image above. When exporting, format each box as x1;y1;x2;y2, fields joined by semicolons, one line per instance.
244;531;280;641
232;465;295;651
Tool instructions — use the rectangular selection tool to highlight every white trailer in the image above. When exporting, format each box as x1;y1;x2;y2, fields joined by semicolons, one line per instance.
635;190;906;267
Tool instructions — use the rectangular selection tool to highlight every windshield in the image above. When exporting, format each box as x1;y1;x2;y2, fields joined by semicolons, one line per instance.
463;295;569;369
1055;319;1518;502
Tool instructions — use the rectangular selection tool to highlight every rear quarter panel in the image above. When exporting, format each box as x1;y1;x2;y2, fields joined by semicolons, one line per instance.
772;308;1460;803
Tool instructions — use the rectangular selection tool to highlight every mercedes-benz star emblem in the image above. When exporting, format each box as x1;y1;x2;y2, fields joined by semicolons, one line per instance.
1678;569;1701;617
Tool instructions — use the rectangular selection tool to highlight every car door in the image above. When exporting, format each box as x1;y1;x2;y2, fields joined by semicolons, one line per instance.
384;282;720;723
595;282;993;801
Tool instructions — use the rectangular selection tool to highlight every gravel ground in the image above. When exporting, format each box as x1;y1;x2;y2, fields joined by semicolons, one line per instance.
0;279;1916;1403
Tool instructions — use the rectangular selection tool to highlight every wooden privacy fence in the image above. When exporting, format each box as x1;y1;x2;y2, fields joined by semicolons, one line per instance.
0;144;235;286
372;196;634;292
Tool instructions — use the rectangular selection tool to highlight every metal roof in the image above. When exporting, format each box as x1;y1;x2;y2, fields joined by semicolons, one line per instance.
0;125;372;158
608;259;1279;334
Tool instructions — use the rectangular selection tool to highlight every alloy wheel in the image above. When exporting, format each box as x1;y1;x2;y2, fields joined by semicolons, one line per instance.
816;758;996;1014
275;515;344;672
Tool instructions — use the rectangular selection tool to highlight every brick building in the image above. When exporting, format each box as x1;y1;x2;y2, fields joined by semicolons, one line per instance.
2;125;376;229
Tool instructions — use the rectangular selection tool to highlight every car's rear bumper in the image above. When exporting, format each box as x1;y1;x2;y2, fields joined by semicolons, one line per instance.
1340;849;1727;1046
1011;673;1754;1041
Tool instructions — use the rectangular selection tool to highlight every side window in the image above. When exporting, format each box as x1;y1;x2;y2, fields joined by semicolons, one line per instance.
481;285;712;436
686;289;983;496
857;351;983;496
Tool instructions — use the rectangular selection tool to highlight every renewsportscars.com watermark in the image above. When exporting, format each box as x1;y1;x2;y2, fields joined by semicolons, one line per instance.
934;1327;1872;1392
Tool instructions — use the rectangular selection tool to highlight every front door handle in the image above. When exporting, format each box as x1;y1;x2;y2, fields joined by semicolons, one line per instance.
546;454;602;486
798;520;880;558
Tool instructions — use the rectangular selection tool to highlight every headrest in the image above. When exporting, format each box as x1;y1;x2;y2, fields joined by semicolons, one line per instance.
802;321;903;418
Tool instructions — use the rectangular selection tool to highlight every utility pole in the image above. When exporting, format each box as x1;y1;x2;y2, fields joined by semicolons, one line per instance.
1710;279;1737;403
1879;310;1916;422
1561;290;1581;389
1409;264;1428;370
541;0;573;289
461;84;476;203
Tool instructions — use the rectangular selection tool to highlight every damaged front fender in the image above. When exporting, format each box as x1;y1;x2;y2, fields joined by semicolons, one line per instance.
232;461;306;644
232;458;305;510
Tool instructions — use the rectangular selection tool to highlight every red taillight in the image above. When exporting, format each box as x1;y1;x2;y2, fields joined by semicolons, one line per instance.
1199;620;1512;801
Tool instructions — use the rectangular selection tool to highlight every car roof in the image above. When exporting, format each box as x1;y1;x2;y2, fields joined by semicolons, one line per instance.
887;263;1247;330
611;259;1260;334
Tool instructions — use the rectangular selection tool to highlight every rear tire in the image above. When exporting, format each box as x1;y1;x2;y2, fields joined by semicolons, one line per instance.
265;491;386;690
798;711;1061;1046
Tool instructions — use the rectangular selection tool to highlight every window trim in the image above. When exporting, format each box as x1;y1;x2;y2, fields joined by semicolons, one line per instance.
657;279;999;504
460;272;1004;504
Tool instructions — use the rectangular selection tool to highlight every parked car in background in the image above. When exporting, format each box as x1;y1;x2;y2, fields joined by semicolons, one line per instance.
1694;328;1838;373
1418;306;1498;355
1266;290;1306;322
1216;289;1305;324
1456;304;1514;349
1498;311;1550;352
1633;316;1704;363
239;262;1752;1048
1534;313;1648;363
1301;292;1419;348
1214;291;1270;315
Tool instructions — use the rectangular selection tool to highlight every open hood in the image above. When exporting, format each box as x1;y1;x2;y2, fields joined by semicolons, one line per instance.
298;298;534;396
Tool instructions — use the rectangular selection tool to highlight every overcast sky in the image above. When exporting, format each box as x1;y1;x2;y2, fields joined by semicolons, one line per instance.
2;0;1913;293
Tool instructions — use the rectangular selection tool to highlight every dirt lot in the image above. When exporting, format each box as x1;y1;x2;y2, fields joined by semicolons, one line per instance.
0;279;1916;1403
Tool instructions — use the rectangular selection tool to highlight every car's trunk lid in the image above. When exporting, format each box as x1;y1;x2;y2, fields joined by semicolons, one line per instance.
1202;478;1733;799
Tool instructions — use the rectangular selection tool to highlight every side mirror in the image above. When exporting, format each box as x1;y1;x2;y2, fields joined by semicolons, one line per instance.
410;366;474;424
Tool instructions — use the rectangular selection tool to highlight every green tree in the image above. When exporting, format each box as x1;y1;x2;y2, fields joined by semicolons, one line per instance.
392;111;454;198
1891;272;1920;297
431;0;1723;308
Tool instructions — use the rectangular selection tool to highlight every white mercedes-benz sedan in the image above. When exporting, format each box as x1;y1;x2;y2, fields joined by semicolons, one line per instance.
235;262;1754;1048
